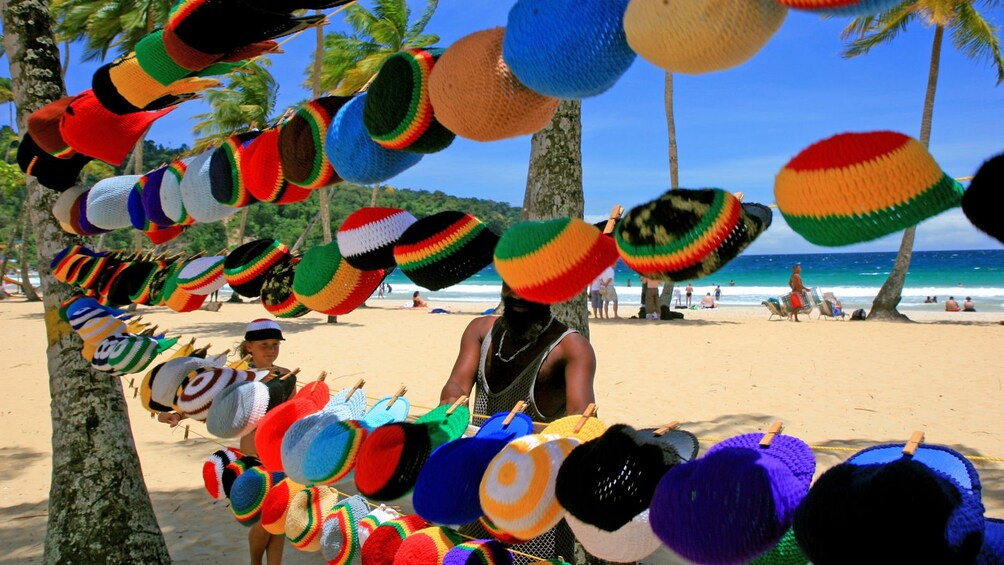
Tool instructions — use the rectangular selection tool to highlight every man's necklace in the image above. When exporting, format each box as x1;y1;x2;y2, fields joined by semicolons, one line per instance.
495;317;555;363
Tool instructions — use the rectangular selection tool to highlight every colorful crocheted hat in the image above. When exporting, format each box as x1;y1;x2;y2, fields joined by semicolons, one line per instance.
962;152;1003;244
354;422;434;502
363;48;456;154
138;166;175;227
77;315;127;347
281;392;366;485
177;367;269;422
774;0;905;16
52;187;87;233
392;526;463;565
302;420;369;486
17;132;92;192
650;432;816;565
242;127;312;205
60;90;174;164
615;189;772;281
222;455;262;500
565;510;662;563
91;334;160;375
357;504;404;548
285;485;340;552
84;175;143;230
142;216;185;247
495;218;619;304
360;515;430;565
393;211;499;291
292;240;385;316
981;517;1004;564
541;414;608;442
159;157;195;225
176;255;226;296
254;398;320;472
774;131;963;246
326;94;424;184
162;268;208;313
623;0;787;75
443;540;513;565
68;189;111;235
230;467;284;526
503;0;636;98
147;354;224;412
203;447;242;500
209;130;262;208
180;149;241;223
206;381;272;438
278;96;350;188
337;207;418;271
128;261;167;305
260;259;310;318
260;476;305;535
27;96;76;157
428;27;559;141
413;436;511;528
127;175;152;231
748;528;808;565
321;495;370;565
414;403;472;449
166;0;323;59
91;50;219;115
224;239;291;298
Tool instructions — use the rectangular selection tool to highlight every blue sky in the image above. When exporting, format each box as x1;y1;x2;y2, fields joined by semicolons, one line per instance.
41;1;1004;253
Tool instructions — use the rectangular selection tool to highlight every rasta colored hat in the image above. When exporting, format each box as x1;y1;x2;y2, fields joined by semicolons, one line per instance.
337;207;418;271
326;94;424;185
245;318;285;342
260;259;311;319
503;0;636;99
363;48;456;154
392;526;463;565
204;447;242;500
27;96;76;157
210;130;262;208
224;239;291;298
17;132;92;192
292;241;385;316
281;390;367;485
443;540;513;565
159;157;195;225
748;528;808;565
353;422;434;502
77;316;128;347
84;175;143;230
278;96;349;188
206;380;272;438
139;166;175;227
127;175;152;231
615;188;772;282
774;0;905;16
180;150;241;223
222;455;262;500
261;477;305;535
91;50;218;115
176;367;269;422
360;514;430;565
413;435;512;528
428;27;559;142
255;393;328;472
230;467;284;526
774;131;963;246
962;152;1004;244
623;0;787;75
285;485;341;552
357;505;403;548
649;432;816;565
60;90;173;164
176;255;226;296
321;495;370;565
565;511;662;564
162;268;208;313
129;261;167;305
241;127;312;205
495;217;619;304
393;211;499;291
302;420;369;486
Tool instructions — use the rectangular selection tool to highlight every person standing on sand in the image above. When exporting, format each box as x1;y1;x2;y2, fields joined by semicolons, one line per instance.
788;264;808;322
685;283;694;307
714;285;722;303
642;276;661;319
599;264;617;319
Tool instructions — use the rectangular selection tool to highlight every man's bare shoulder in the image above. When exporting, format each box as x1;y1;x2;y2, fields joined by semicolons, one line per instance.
465;315;499;337
555;330;595;356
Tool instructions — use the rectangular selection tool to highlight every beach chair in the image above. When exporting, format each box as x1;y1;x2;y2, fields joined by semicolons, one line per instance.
762;297;788;321
779;292;813;319
819;291;846;320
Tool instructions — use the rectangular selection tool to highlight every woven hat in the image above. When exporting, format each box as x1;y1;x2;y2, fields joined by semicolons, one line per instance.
360;515;430;565
84;175;143;230
127;175;152;231
209;130;262;207
166;0;323;59
286;485;341;552
503;0;636;98
278;96;349;188
91;334;160;375
203;447;242;500
222;455;262;499
414;403;471;449
261;477;305;535
255;397;324;472
160;7;283;71
473;410;535;441
565;511;661;563
392;526;463;565
357;505;404;548
77;316;128;346
242;127;312;205
260;259;311;318
206;381;272;438
224;239;291;298
495;218;619;304
128;261;166;306
138;166;175;227
962;152;1003;244
293;240;385;316
774;0;905;16
359;395;411;430
748;528;808;565
60;90;173;164
443;540;513;565
176;256;226;295
160;157;194;225
27;96;76;156
326;94;424;185
281;390;365;485
476;516;529;545
17;132;92;192
413;436;511;528
321;494;370;565
52;187;89;234
981;518;1004;564
354;422;434;502
479;433;581;541
177;367;269;422
69;189;112;235
775;131;963;246
428;27;559;141
302;420;369;486
72;254;112;291
180;149;241;223
393;211;499;291
134;29;204;85
162;267;208;313
144;221;186;245
91;51;217;115
337;207;418;271
616;188;772;281
243;315;285;342
231;467;284;526
623;0;787;75
363;48;456;154
649;433;816;565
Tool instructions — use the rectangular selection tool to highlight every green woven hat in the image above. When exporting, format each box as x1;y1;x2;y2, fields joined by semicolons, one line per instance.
414;403;471;449
292;241;384;316
278;96;350;188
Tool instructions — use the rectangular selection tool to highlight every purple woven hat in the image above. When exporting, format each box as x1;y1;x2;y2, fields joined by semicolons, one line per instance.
650;432;815;565
139;166;175;227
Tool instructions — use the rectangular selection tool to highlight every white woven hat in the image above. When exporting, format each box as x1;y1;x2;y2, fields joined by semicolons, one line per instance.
53;185;88;233
149;355;228;410
206;380;272;438
160;157;193;224
177;367;269;422
565;510;662;563
176;255;226;295
84;175;142;230
180;149;239;224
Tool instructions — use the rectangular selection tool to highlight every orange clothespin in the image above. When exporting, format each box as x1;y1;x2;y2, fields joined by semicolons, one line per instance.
602;205;624;235
573;403;598;434
503;400;526;427
279;368;301;381
759;421;784;448
387;386;407;408
347;378;364;397
903;431;925;456
446;395;469;416
653;421;680;436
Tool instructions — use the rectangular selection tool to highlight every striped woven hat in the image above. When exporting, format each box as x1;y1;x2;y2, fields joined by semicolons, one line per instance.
177;367;269;422
302;420;369;485
224;239;291;298
357;505;403;548
180;150;241;223
27;96;76;157
52;187;89;234
615;188;772;281
292;241;384;316
127;175;151;231
260;259;311;319
210;130;262;208
160;157;196;226
91;51;217;115
774;0;904;15
320;495;370;565
71;254;110;290
428;27;559;142
392;527;464;565
393;211;499;291
162;266;207;313
623;0;787;75
326;94;424;185
241;128;313;205
77;315;128;347
85;175;143;230
774;131;963;246
503;0;636;98
261;477;305;535
337;207;418;271
204;447;242;500
363;48;456;154
129;260;167;305
99;262;139;307
222;456;262;500
91;334;160;375
139;166;176;227
17;132;92;193
177;255;226;296
360;515;431;565
278;96;350;188
962;152;1003;244
353;422;434;502
443;540;514;565
285;485;341;552
143;222;186;245
148;262;180;306
230;467;284;527
166;0;323;58
495;218;619;304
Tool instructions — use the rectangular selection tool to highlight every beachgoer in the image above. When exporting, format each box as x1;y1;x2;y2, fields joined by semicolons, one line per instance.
788;263;808;322
945;296;960;312
673;287;683;307
933;296;938;303
641;276;661;319
729;279;735;287
378;283;385;299
599;265;618;319
714;285;722;302
685;283;693;307
833;299;846;319
589;273;604;318
413;291;429;308
963;297;976;312
626;278;631;288
700;293;716;309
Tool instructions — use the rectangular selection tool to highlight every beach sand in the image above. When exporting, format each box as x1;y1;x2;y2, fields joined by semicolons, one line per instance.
1;297;1001;564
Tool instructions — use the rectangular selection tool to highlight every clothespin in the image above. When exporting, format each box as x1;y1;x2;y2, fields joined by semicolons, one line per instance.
602;205;624;235
346;378;364;396
304;372;329;393
573;403;597;434
903;431;925;456
502;400;525;427
653;421;680;436
733;191;745;202
446;395;469;416
183;425;190;440
759;421;784;448
187;336;196;346
279;368;301;381
140;325;160;337
387;386;407;408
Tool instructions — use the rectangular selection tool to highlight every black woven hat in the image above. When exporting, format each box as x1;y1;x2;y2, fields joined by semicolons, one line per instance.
148;261;181;305
169;0;324;56
392;211;499;291
355;422;434;502
260;258;310;319
106;261;158;307
17;132;92;192
223;239;291;298
129;261;166;305
962;152;1003;244
210;130;262;207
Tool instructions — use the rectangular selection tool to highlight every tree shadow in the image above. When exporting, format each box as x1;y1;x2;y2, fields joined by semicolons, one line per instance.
0;499;49;563
0;447;45;481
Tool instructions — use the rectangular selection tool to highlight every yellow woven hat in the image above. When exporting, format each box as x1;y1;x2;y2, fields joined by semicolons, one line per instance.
541;414;608;442
285;486;340;552
623;0;787;74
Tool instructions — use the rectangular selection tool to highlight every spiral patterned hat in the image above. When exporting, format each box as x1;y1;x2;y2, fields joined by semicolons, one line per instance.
278;96;350;188
160;157;196;225
615;188;772;281
84;175;143;230
210;130;262;208
503;0;636;99
363;48;456;154
260;259;311;318
326;94;424;185
495;218;619;304
337;207;418;271
176;367;269;422
230;467;284;527
224;239;291;298
242;128;312;205
176;255;226;296
285;485;340;552
393;211;499;291
623;0;787;75
962;153;1003;244
774;131;963;246
260;477;305;535
775;0;905;16
292;240;384;316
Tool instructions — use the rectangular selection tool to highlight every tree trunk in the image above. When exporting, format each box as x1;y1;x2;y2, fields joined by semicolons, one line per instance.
20;201;40;300
868;24;943;321
236;206;249;245
665;72;679;189
369;183;380;207
0;195;26;299
1;2;171;563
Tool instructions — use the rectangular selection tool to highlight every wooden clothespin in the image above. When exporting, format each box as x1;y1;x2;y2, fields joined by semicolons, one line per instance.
236;354;252;366
602;205;624;235
903;431;925;456
140;325;160;337
304;371;329;393
759;421;784;448
279;368;301;381
573;403;598;434
446;395;469;416
653;421;680;436
346;378;364;397
183;425;190;440
502;400;526;427
733;191;745;202
187;336;196;346
386;386;407;408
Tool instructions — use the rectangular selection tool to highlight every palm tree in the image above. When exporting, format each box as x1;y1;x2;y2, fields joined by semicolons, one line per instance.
191;59;278;151
657;71;680;311
50;0;172;63
842;0;1003;320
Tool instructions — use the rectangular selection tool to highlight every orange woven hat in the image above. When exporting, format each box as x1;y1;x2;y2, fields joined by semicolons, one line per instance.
428;27;559;142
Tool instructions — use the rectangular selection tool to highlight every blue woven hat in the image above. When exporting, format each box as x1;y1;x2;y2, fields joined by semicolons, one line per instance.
503;0;635;98
981;517;1004;564
325;94;424;185
139;166;175;227
413;436;512;527
230;467;284;526
361;395;411;429
474;411;534;440
302;420;368;486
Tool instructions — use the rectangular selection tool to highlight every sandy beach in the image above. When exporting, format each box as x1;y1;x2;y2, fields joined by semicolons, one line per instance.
1;297;1001;564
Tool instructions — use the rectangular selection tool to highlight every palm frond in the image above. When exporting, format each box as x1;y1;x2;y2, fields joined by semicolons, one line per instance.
951;1;1004;84
405;0;438;43
404;33;439;50
373;0;409;31
841;4;917;58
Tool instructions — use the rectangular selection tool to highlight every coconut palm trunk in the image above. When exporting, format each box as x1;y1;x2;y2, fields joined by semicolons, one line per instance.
1;2;170;562
659;71;679;309
20;202;40;300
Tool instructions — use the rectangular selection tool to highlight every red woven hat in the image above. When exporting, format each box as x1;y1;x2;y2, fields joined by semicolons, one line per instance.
337;207;418;271
261;476;305;535
59;90;173;165
27;96;77;157
294;378;332;409
360;515;430;565
241;128;312;205
254;398;322;472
